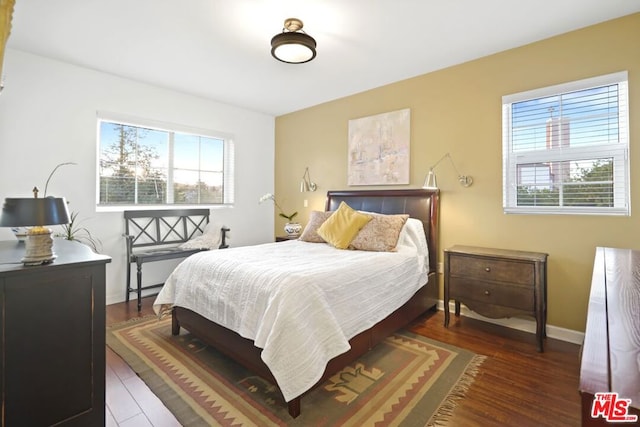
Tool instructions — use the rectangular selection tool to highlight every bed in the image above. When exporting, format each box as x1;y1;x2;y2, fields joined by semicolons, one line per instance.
153;188;439;417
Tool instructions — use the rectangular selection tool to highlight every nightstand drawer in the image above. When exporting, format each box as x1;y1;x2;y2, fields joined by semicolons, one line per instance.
449;255;534;286
449;278;534;312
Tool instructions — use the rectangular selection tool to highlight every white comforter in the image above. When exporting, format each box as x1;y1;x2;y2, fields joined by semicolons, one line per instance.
153;219;429;402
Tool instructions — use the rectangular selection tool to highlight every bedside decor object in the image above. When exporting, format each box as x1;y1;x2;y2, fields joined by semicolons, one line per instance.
444;245;547;352
348;108;410;186
300;167;317;192
284;222;303;238
271;18;316;64
422;153;473;189
0;188;70;265
259;192;299;236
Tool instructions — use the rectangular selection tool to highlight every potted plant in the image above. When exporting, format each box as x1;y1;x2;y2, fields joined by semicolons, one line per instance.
57;210;102;252
45;162;102;252
259;193;302;237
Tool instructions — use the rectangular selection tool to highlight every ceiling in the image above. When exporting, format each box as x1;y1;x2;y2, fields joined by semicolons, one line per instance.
6;1;640;116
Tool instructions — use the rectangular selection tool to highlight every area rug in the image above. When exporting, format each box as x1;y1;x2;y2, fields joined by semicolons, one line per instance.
107;316;486;426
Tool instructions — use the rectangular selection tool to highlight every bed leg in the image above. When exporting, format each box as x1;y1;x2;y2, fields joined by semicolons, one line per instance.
171;311;180;336
288;398;301;418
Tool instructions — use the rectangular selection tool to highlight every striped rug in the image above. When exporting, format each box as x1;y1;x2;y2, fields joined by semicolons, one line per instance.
107;316;485;426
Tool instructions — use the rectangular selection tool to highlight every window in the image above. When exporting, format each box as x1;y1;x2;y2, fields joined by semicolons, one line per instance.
502;71;629;215
97;113;234;208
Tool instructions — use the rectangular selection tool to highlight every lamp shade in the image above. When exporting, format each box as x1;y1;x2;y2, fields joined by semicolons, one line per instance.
422;170;438;190
0;197;70;227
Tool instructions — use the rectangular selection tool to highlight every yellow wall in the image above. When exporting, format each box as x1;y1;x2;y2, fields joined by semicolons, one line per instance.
274;13;640;332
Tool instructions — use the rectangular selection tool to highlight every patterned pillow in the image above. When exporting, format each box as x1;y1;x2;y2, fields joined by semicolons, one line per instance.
299;211;333;243
317;202;372;249
349;213;409;252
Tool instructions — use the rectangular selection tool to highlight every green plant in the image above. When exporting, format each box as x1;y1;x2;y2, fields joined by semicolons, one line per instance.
43;162;101;252
57;211;102;252
44;162;76;196
259;193;298;222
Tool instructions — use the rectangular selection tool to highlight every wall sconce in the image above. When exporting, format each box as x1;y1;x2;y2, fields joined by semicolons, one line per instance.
0;187;70;265
422;153;473;189
300;167;317;192
271;18;317;64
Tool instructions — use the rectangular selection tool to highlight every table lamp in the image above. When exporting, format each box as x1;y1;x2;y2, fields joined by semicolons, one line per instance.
0;187;70;265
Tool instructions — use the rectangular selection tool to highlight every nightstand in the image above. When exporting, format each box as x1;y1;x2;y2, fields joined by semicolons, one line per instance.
275;236;297;242
444;245;548;352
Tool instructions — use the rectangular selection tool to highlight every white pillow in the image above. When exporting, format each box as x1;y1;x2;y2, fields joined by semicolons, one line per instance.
396;218;430;271
179;222;228;250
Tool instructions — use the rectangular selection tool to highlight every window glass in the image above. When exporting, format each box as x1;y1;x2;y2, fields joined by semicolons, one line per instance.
97;116;233;208
502;72;629;215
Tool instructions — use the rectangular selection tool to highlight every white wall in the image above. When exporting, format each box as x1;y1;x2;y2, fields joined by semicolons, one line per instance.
0;49;276;304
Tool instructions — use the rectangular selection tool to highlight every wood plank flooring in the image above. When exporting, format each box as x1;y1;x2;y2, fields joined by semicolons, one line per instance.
106;297;582;426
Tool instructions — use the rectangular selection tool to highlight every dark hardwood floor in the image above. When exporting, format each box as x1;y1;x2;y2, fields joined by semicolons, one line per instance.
106;297;180;427
106;297;582;426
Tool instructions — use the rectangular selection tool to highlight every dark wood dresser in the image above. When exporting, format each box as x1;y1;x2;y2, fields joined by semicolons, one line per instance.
444;245;548;352
0;238;111;426
579;247;639;426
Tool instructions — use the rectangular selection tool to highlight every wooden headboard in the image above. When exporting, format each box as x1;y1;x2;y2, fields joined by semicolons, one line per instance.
325;189;439;274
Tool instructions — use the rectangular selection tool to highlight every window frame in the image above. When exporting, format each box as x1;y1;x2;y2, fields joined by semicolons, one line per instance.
96;112;235;211
502;71;630;216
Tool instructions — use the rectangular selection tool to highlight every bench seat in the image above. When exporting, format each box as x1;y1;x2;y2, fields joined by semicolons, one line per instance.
131;247;206;262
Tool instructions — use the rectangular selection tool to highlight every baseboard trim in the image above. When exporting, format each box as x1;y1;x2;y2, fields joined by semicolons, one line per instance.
436;300;584;346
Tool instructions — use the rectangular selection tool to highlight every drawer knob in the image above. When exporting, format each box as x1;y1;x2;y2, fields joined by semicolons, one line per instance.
484;290;490;296
485;267;491;272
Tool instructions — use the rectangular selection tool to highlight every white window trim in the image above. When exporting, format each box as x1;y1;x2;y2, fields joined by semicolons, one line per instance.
95;111;235;211
502;71;630;216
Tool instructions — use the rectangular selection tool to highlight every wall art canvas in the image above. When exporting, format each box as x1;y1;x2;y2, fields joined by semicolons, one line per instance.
348;108;410;186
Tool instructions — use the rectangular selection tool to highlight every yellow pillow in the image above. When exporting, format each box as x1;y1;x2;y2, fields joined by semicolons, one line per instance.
317;202;372;249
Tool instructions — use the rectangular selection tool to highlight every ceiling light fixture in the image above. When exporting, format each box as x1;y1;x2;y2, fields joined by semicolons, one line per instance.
271;18;316;64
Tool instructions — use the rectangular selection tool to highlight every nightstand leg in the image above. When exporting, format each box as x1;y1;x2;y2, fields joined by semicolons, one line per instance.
444;298;450;327
536;319;545;352
455;301;461;316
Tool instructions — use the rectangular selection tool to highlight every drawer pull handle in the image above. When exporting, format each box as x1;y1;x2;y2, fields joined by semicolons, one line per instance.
484;290;490;296
485;267;491;272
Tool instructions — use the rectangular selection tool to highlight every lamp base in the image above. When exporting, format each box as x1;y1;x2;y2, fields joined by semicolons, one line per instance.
22;227;57;266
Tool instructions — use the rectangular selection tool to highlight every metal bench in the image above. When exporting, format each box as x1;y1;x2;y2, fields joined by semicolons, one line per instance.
124;208;229;311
